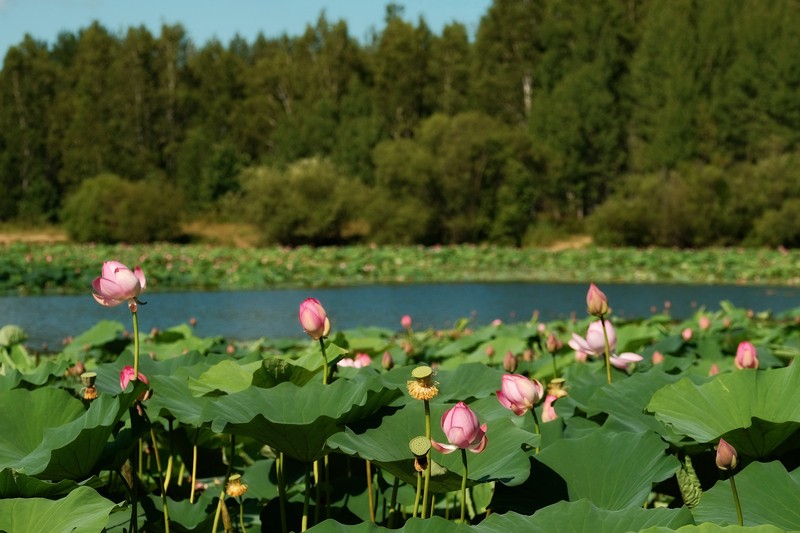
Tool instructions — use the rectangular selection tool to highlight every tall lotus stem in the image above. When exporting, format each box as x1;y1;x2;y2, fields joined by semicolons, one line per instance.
301;464;312;531
318;338;328;385
600;317;612;384
459;449;469;523
277;452;288;533
190;430;199;503
422;399;432;518
366;460;375;522
409;436;430;519
131;306;140;381
530;408;541;454
729;475;743;526
388;475;399;527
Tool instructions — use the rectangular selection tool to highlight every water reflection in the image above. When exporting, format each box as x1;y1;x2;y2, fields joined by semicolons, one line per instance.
2;282;798;349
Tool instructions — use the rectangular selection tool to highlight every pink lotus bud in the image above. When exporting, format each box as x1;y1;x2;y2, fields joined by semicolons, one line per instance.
546;333;561;353
502;351;517;373
522;348;533;362
699;316;711;330
723;317;731;329
298;298;331;340
537;323;547;334
485;345;495;359
708;363;720;376
401;315;412;330
586;283;609;317
652;351;665;365
92;261;146;308
382;351;394;370
431;401;487;454
339;352;372;369
541;394;558;422
734;341;759;369
715;438;738;470
120;365;151;401
491;319;503;327
682;328;693;341
497;374;544;416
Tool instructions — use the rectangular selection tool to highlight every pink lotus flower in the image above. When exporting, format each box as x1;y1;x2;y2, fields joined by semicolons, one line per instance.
298;298;330;340
431;402;487;454
381;351;394;370
699;316;711;330
586;283;609;317
92;261;146;308
709;363;720;376
568;320;616;356
735;341;759;369
651;351;665;365
338;352;372;368
682;328;693;341
497;374;544;416
715;438;738;470
610;352;644;371
541;394;558;422
401;315;412;330
502;351;517;372
120;365;151;401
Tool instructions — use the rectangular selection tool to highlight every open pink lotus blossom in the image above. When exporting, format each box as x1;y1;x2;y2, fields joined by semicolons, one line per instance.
610;352;644;371
431;401;487;454
568;320;617;356
541;394;558;422
586;283;609;317
338;352;372;368
92;261;146;308
497;374;544;416
734;341;759;369
120;365;151;401
298;298;330;340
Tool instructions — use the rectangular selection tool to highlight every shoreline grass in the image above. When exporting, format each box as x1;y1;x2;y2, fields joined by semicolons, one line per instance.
1;242;798;296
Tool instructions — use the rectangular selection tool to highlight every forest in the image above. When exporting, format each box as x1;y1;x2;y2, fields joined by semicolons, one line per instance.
1;0;799;247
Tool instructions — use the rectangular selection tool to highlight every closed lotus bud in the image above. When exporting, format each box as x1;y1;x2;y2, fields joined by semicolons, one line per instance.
682;328;693;341
485;345;495;359
708;363;720;376
586;283;609;317
546;333;560;353
382;351;394;370
699;316;711;330
401;315;412;330
652;351;665;365
734;341;759;370
715;438;738;471
503;351;517;372
298;298;331;340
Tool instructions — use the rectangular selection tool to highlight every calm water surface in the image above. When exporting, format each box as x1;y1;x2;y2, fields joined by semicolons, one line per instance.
2;282;799;349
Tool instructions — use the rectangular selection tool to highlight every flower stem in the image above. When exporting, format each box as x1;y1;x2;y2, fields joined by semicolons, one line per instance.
388;474;399;527
530;408;541;454
551;352;558;379
600;316;612;384
318;338;328;385
460;448;468;523
422;399;432;518
729;475;743;526
239;498;247;532
131;310;140;381
277;452;288;533
190;429;199;504
366;460;375;522
301;463;311;531
413;472;422;518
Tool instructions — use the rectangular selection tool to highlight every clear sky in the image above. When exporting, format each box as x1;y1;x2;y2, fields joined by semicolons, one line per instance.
0;0;493;55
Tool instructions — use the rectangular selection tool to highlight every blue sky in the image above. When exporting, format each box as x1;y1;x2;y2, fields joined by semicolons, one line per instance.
0;0;493;55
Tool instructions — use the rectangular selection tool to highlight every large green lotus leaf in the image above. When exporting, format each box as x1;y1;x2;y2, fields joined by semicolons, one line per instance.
691;461;800;529
0;468;103;498
203;375;403;462
642;526;784;533
0;384;143;479
432;327;497;357
139;323;223;359
586;370;684;438
62;320;125;356
187;359;261;395
147;374;215;427
536;428;679;510
328;396;538;491
0;485;118;532
646;364;800;456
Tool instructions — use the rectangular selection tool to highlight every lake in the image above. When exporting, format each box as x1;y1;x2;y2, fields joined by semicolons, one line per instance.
2;282;799;349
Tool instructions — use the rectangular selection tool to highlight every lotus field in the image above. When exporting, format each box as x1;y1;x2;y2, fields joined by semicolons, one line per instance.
1;260;799;532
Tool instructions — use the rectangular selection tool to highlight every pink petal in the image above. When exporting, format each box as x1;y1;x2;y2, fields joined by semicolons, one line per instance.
430;439;458;454
468;431;488;454
133;266;147;291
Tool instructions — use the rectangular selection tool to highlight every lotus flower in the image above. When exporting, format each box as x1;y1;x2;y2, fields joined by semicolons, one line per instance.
431;401;487;454
92;261;146;308
298;298;330;340
734;341;759;369
338;352;372;368
610;352;644;370
568;320;616;356
401;315;412;330
497;374;544;416
502;351;517;372
120;365;150;401
586;283;609;317
541;394;558;422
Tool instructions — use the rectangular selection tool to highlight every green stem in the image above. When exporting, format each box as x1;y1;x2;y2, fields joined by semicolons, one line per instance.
551;352;558;379
422;399;432;518
239;498;247;533
460;448;468;523
366;460;375;522
388;475;399;527
277;452;288;533
600;316;612;385
132;309;140;381
412;472;422;518
318;338;328;385
301;464;311;531
530;408;541;454
729;475;743;526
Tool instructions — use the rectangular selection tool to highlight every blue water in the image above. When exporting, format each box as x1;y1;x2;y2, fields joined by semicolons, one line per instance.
1;282;798;349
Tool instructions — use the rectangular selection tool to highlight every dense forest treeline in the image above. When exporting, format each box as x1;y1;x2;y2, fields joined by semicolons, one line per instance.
2;0;800;247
